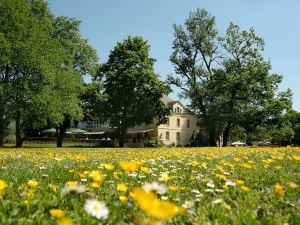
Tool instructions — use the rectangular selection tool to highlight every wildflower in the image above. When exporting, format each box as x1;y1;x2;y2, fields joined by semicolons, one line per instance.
235;180;245;185
27;180;39;189
142;182;167;195
182;200;194;208
101;163;115;170
206;182;215;188
292;155;300;161
225;180;236;187
168;185;178;191
287;182;298;189
159;173;174;182
0;180;7;198
23;200;31;206
274;184;284;196
91;182;101;188
119;195;128;202
90;170;104;183
119;161;143;173
131;187;185;220
49;209;66;218
141;166;151;173
84;199;109;219
48;183;57;192
215;173;226;180
117;183;128;192
62;181;86;194
240;185;250;192
212;199;223;205
56;217;75;225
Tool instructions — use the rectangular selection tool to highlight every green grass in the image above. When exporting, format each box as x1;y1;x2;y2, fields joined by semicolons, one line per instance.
0;147;299;225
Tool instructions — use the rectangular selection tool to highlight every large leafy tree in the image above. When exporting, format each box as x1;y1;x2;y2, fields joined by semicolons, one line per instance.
96;36;170;147
170;8;292;146
169;9;222;146
48;16;98;147
0;0;98;147
0;0;61;147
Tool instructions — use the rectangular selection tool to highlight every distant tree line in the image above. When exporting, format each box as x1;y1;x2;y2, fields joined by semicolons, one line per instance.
0;1;299;147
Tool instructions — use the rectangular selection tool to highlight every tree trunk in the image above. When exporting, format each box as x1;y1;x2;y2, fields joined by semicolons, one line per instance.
56;114;71;148
15;111;22;148
208;129;216;147
56;129;63;148
222;126;231;147
118;126;127;148
0;111;7;147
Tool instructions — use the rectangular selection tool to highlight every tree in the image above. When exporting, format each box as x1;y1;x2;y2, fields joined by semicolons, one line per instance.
169;8;293;146
49;16;98;147
0;0;98;148
169;8;222;146
96;36;170;147
0;0;62;147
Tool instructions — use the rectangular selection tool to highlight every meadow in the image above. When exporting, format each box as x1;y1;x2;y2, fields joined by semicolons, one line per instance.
0;147;299;225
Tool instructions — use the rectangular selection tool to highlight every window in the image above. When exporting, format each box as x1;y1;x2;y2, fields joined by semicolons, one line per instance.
179;108;182;113
177;118;180;127
166;132;170;140
177;107;180;113
187;119;190;128
166;117;170;126
176;132;180;142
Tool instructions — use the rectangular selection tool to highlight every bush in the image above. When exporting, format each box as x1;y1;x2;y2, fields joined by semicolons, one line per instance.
144;137;163;148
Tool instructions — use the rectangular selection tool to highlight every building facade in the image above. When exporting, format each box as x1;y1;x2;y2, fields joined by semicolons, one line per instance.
127;96;198;146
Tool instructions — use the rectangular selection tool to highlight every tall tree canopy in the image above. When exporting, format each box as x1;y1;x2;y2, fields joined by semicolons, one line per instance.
96;36;170;147
0;0;98;147
169;8;292;146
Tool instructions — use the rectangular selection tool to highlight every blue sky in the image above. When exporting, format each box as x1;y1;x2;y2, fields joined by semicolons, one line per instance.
48;0;300;111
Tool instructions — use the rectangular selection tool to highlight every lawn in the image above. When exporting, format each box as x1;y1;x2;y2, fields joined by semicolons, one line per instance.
0;147;299;225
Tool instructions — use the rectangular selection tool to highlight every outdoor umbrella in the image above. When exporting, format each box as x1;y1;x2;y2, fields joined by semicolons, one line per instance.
42;128;56;138
69;128;88;139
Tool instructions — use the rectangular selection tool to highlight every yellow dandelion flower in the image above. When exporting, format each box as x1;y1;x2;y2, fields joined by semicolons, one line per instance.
27;180;39;189
240;185;250;191
201;178;209;184
91;182;101;188
103;163;115;170
287;182;298;189
56;217;75;225
113;172;120;180
235;180;245;185
215;173;226;181
168;185;178;191
292;155;300;161
132;187;185;220
90;170;104;183
274;166;282;171
117;183;128;192
23;200;31;207
48;183;57;192
119;195;128;202
119;161;143;173
141;167;151;173
274;184;284;196
49;209;66;218
0;180;7;191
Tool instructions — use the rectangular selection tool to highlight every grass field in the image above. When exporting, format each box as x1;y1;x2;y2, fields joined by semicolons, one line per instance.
0;147;299;225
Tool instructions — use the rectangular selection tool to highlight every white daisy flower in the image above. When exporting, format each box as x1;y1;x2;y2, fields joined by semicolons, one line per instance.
206;182;215;188
212;199;223;205
84;199;109;219
142;182;167;194
225;180;236;187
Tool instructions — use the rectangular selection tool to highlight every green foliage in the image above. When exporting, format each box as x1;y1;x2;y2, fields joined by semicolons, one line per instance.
169;8;293;146
144;137;164;148
97;36;170;147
